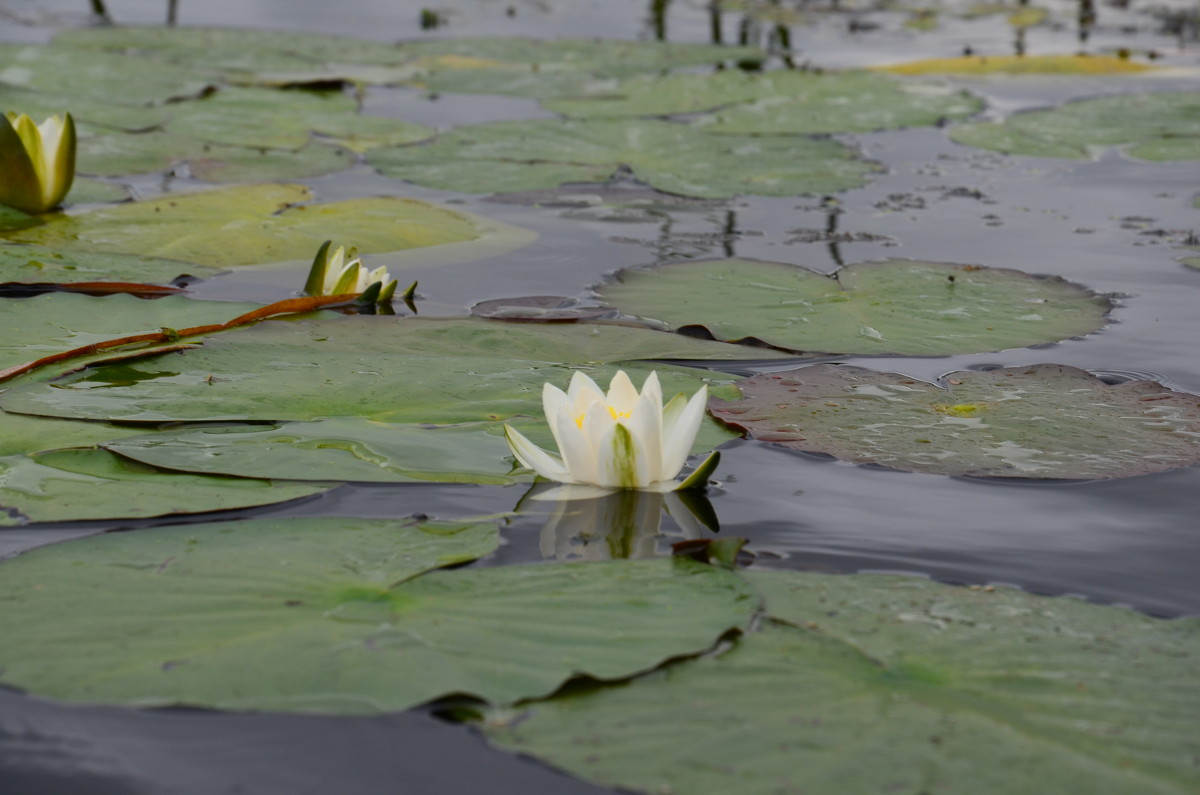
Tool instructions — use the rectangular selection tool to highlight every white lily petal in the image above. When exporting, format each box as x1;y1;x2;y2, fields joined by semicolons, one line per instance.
542;382;571;454
661;392;689;441
606;370;640;414
639;371;663;411
503;424;571;482
660;385;708;480
556;403;598;485
624;389;662;485
567;371;605;420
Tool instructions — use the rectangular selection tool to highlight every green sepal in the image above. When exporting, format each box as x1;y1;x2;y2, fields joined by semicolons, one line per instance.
303;239;332;296
676;450;720;491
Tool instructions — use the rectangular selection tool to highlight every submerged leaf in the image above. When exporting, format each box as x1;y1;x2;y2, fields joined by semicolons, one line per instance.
709;363;1200;479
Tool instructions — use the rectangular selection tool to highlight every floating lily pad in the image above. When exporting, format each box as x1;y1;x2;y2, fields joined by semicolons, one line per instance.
0;83;169;133
709;363;1200;479
0;43;213;105
0;448;327;525
0;293;261;372
105;419;523;485
544;71;981;135
483;570;1200;795
0;528;758;713
66;178;130;205
369;119;878;198
54;26;412;81
0;318;752;462
595;259;1109;356
186;141;358;183
877;54;1156;75
0;409;147;457
163;87;430;151
0;246;218;286
398;37;763;98
950;91;1200;161
1;185;497;268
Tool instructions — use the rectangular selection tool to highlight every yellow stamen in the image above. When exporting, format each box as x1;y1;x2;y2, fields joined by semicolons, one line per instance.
575;405;631;428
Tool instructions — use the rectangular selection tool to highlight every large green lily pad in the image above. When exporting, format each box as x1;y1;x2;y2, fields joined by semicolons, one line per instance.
483;570;1200;795
0;319;752;456
54;26;414;83
0;185;497;268
709;363;1200;479
594;259;1110;356
0;83;169;133
544;70;981;135
0;448;327;525
0;409;147;457
0;528;758;713
0;293;262;372
950;91;1200;161
0;43;214;106
0;245;219;285
105;419;523;485
369;119;878;198
398;37;764;99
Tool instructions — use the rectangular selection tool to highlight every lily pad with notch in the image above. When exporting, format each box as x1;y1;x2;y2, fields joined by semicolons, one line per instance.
709;363;1200;479
368;119;879;198
594;258;1110;356
0;526;759;713
949;91;1200;161
481;569;1200;795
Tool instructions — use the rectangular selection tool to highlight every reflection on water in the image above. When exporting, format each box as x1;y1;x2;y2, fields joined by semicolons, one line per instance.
515;484;715;561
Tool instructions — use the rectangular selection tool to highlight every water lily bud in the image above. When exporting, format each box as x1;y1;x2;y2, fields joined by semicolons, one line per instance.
0;111;76;214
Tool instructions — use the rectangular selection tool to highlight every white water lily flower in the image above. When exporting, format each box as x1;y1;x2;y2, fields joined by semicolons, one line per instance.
0;111;76;214
504;370;720;492
303;240;399;303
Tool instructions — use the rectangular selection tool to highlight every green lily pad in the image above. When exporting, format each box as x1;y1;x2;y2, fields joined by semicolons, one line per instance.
54;26;412;80
483;570;1200;795
163;87;430;151
0;319;753;453
594;259;1110;356
105;419;523;485
950;91;1200;161
0;409;147;457
0;530;758;713
66;178;130;205
368;119;878;198
0;293;261;372
0;448;327;525
544;71;981;135
78;131;359;181
0;246;218;285
1;184;498;268
0;84;168;133
398;37;764;98
709;363;1200;479
0;43;214;106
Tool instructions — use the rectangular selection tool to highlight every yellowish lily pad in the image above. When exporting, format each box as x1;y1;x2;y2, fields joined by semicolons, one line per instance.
0;184;505;268
876;54;1156;75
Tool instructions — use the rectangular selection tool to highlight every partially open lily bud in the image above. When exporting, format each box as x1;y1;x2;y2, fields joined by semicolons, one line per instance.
303;239;399;305
0;112;76;214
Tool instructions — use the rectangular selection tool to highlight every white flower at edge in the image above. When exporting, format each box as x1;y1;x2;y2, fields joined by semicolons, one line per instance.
503;370;719;492
0;111;76;215
303;240;398;303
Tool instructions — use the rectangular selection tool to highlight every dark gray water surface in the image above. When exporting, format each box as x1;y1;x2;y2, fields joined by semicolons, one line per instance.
1;0;1198;792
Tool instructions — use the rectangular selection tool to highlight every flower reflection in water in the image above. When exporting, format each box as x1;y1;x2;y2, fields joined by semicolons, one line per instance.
518;485;720;561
